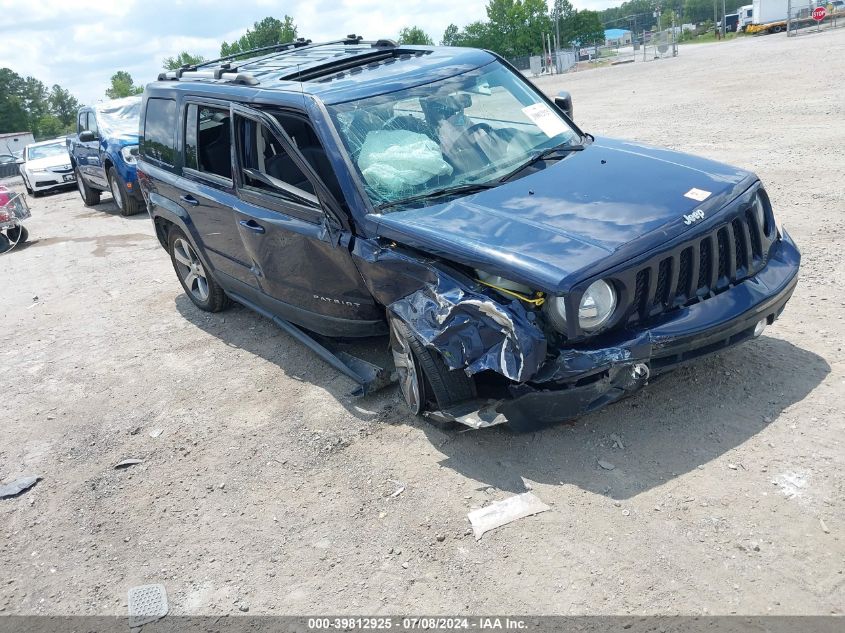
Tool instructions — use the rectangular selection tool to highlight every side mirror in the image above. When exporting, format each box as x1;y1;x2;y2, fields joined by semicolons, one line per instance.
79;130;96;142
554;91;574;121
16;158;24;164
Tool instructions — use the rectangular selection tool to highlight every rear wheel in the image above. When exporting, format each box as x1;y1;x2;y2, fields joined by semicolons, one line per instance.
108;166;140;216
168;227;229;312
389;318;476;415
76;167;100;206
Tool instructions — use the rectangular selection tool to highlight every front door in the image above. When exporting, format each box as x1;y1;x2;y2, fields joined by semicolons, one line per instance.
229;105;382;336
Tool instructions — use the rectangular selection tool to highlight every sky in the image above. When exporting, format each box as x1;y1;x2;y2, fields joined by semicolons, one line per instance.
0;0;620;106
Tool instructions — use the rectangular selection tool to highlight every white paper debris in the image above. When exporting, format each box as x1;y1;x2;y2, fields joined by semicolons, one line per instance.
467;492;550;540
684;187;711;202
521;103;568;138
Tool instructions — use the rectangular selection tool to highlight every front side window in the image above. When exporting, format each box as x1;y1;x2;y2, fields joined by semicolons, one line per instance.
184;104;232;180
328;61;580;212
87;112;98;136
234;114;318;207
78;112;87;133
142;98;177;165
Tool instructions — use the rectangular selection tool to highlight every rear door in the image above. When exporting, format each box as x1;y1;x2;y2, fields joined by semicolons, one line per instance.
179;99;258;291
229;104;383;336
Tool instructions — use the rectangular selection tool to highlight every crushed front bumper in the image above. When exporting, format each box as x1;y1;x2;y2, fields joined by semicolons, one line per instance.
429;230;800;431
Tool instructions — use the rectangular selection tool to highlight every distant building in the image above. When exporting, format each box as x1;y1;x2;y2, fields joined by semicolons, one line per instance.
0;132;34;156
604;28;632;46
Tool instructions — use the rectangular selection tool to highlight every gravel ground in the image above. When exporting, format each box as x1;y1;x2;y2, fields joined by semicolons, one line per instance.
1;30;843;616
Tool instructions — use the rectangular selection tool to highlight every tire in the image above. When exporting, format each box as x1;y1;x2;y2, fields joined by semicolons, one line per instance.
108;166;140;216
6;225;28;244
389;317;476;415
76;167;100;206
0;233;9;253
24;179;33;195
167;227;229;312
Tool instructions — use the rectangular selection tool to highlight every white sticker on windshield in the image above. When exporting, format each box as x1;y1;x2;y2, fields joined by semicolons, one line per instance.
521;103;568;138
684;188;711;202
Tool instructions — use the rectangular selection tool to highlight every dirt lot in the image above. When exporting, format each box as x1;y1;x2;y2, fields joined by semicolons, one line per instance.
2;30;844;616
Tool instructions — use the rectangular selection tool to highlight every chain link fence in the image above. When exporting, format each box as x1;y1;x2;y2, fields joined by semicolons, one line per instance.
787;0;845;35
509;30;678;79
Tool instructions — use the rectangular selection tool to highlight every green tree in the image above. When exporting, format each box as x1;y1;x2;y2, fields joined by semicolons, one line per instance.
106;71;144;99
441;23;460;46
568;10;605;47
163;51;206;70
220;16;297;57
48;85;80;128
398;26;434;45
0;68;29;133
33;114;65;139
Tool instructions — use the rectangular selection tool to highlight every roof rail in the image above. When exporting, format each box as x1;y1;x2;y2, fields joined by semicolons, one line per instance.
156;69;260;85
189;37;315;72
155;37;405;85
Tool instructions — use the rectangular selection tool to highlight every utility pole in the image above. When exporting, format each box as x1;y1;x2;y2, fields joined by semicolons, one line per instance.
554;1;561;71
722;0;727;37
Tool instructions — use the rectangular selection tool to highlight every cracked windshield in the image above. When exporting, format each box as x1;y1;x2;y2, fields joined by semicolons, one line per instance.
329;62;580;211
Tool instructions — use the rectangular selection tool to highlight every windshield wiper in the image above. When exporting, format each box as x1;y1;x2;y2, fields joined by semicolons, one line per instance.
498;142;585;183
375;181;496;212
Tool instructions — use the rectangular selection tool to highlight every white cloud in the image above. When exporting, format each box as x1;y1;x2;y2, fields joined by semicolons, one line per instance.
0;0;618;104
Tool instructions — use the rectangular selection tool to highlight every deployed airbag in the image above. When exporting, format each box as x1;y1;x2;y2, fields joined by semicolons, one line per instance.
358;130;453;194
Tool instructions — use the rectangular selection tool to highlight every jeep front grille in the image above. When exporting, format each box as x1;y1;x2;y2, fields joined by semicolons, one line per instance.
626;197;773;326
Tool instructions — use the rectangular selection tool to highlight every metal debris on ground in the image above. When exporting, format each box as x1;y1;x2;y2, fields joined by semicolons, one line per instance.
597;460;616;471
128;583;168;627
820;518;830;534
115;459;143;469
149;428;163;438
610;433;625;449
0;475;40;499
467;492;550;540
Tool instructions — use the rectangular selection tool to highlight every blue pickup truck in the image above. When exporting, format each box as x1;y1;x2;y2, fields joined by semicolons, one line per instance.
68;96;145;216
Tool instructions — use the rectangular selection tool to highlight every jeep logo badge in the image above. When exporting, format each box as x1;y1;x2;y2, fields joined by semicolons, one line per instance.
683;209;705;226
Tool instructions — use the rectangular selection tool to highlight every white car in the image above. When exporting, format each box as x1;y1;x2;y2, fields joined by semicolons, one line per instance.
19;139;76;197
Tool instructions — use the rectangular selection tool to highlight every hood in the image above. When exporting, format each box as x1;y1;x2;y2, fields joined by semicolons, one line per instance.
374;137;756;292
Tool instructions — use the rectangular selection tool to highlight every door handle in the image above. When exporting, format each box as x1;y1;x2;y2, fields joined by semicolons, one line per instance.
180;194;199;206
239;219;266;234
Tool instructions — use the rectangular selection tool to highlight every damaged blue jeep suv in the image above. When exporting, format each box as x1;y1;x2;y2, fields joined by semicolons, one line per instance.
137;37;800;431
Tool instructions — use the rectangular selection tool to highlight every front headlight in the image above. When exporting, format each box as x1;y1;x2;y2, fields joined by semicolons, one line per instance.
121;145;139;165
545;279;618;334
578;280;617;331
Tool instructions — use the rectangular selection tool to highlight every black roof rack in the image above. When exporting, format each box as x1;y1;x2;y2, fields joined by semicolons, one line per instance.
157;36;404;86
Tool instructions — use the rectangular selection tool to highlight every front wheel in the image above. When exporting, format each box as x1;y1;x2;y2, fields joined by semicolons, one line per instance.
389;318;476;415
76;167;101;206
168;227;229;312
0;233;10;254
108;167;140;216
6;225;28;245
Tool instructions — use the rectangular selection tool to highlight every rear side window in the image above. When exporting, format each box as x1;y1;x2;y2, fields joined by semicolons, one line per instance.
142;98;177;166
184;103;232;180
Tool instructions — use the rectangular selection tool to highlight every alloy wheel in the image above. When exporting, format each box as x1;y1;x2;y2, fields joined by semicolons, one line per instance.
172;238;209;303
390;320;422;414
